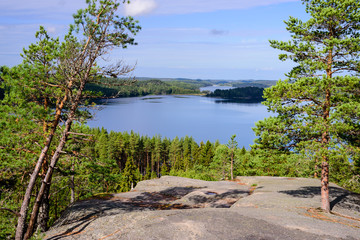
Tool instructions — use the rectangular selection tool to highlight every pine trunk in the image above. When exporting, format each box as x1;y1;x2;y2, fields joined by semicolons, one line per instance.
321;159;330;212
24;117;74;239
320;81;331;212
24;77;86;239
70;164;75;204
230;152;234;180
36;185;50;233
157;158;160;178
15;96;67;240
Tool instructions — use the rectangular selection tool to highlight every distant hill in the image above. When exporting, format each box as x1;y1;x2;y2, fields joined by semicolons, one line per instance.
231;80;276;88
136;77;277;88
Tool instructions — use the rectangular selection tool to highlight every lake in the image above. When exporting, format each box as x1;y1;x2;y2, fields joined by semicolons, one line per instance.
87;95;271;148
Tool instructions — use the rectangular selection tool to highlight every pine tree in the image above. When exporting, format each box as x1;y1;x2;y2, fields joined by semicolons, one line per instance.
253;0;360;212
153;135;163;177
120;157;139;192
212;144;230;180
169;137;182;171
12;1;141;238
182;136;192;171
199;141;214;167
227;135;238;180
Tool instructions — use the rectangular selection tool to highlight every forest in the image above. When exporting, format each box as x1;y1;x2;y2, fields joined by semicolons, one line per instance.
206;87;264;102
1;126;357;239
1;0;360;239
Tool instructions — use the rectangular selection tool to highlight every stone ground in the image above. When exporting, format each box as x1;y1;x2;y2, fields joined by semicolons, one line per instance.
44;176;360;240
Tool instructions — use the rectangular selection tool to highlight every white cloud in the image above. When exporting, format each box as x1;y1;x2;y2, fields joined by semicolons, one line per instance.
46;26;57;34
124;0;157;16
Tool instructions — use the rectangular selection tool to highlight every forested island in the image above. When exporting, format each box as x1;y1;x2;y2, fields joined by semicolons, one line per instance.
206;86;264;103
1;0;360;239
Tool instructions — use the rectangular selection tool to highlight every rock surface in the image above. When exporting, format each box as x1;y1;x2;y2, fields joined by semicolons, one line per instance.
44;176;360;240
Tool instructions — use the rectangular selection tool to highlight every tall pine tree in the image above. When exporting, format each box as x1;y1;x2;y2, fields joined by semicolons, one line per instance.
253;0;360;212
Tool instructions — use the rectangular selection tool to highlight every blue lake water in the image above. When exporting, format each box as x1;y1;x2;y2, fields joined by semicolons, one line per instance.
87;95;271;147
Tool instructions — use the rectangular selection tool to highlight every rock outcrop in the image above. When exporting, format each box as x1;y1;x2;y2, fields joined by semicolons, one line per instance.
44;176;360;240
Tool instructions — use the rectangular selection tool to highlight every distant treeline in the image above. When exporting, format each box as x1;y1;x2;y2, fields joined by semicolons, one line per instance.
231;80;276;88
206;87;264;102
85;78;276;99
85;79;212;98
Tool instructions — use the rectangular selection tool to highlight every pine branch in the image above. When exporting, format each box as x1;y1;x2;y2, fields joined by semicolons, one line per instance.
0;208;21;217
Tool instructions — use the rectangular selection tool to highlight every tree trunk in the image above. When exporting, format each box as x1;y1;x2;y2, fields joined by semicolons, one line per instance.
320;83;331;212
24;116;74;239
70;162;75;204
321;159;330;212
318;46;333;213
36;184;50;233
230;152;234;180
15;97;67;240
24;78;85;239
157;157;160;178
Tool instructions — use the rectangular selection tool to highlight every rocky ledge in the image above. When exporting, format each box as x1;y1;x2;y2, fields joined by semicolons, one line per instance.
44;176;360;240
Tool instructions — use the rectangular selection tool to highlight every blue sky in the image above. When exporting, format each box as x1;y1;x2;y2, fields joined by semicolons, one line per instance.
0;0;308;80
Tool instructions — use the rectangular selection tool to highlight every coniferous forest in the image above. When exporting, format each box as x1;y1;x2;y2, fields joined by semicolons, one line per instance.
1;0;360;239
1;124;358;238
206;87;264;102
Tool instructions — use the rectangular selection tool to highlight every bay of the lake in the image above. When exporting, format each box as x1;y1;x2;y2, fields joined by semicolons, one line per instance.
87;95;271;147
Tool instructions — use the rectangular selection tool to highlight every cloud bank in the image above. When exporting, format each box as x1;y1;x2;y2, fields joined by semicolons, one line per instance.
0;0;298;18
124;0;157;16
134;0;299;15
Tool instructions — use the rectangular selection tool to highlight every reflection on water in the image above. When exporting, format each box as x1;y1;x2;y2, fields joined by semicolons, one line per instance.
141;97;164;100
87;95;271;147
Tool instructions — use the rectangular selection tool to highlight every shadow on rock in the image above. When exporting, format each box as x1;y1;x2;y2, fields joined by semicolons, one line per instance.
187;189;249;208
47;219;95;240
279;186;360;211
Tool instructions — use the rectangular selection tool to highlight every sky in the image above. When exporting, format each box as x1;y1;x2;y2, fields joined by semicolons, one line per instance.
0;0;309;80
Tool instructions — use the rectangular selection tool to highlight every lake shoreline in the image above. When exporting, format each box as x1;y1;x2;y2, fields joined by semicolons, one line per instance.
87;95;270;146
